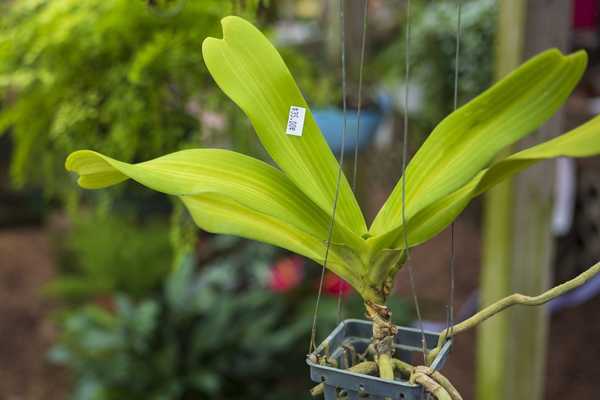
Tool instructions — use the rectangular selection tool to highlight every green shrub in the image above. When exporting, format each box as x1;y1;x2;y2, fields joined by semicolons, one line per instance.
0;0;264;198
46;209;173;300
374;0;496;131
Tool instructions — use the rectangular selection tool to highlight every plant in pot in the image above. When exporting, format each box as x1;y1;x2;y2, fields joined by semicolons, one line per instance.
65;16;600;400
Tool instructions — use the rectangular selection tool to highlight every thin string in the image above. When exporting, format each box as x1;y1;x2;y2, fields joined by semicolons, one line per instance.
446;0;462;343
401;0;428;366
338;0;369;324
351;0;369;192
309;0;349;353
336;0;349;324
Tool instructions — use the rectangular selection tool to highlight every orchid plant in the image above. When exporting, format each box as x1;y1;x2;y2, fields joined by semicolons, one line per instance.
66;16;600;397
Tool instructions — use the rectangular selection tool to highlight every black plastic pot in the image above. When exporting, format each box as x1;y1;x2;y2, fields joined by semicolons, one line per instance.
307;319;452;400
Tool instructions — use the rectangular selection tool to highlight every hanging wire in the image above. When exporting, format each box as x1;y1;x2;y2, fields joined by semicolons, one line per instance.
336;0;350;324
446;0;463;344
401;0;428;366
351;0;369;192
338;0;370;324
309;0;349;353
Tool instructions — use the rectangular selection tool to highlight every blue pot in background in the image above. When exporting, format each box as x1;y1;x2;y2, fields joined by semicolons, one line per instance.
312;107;383;154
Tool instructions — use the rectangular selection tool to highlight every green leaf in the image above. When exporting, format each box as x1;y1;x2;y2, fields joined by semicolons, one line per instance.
394;113;600;250
370;49;587;239
65;149;375;297
202;16;366;235
180;193;366;292
66;148;361;247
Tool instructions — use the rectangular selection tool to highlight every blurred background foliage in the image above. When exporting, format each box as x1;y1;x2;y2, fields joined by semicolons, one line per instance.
373;0;495;134
0;0;493;399
45;208;173;301
1;0;223;195
0;0;331;197
49;238;409;400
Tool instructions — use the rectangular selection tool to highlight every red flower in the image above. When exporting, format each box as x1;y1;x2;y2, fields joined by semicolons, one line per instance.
324;272;352;297
268;256;304;293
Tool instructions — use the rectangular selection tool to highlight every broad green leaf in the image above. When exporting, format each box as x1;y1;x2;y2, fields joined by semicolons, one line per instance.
373;113;600;256
371;49;587;237
65;149;365;252
180;193;366;292
66;149;378;297
202;16;366;235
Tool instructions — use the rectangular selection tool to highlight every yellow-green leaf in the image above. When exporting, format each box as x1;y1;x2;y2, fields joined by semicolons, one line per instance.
180;193;365;290
392;113;600;251
65;149;365;253
202;16;366;235
370;49;587;238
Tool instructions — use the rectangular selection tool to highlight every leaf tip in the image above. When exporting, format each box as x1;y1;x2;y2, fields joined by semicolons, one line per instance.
65;150;94;172
569;48;588;71
64;150;128;190
220;15;247;28
546;47;587;72
202;16;256;64
201;36;222;56
201;17;242;57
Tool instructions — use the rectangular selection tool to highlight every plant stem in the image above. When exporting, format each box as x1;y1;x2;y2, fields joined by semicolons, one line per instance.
428;261;600;363
364;301;398;379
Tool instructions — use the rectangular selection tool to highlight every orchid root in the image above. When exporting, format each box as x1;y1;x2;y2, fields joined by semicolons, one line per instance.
394;360;463;400
428;261;600;364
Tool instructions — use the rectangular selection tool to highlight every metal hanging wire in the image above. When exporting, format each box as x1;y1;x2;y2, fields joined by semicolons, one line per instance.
401;0;429;367
309;0;350;353
446;0;463;346
337;0;370;325
351;0;369;193
336;0;351;325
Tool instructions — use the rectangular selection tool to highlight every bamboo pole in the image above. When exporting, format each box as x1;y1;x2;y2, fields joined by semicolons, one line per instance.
478;1;571;399
477;2;526;398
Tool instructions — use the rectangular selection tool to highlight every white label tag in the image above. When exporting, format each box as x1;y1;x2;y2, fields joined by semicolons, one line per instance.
285;106;306;136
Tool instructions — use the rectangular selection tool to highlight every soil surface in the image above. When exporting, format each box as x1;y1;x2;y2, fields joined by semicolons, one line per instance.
0;228;69;400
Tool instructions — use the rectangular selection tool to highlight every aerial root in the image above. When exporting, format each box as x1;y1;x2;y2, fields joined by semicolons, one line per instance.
310;358;463;400
428;261;600;364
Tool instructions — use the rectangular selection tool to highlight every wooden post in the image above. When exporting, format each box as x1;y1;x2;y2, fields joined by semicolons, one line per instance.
476;3;526;398
477;1;571;399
